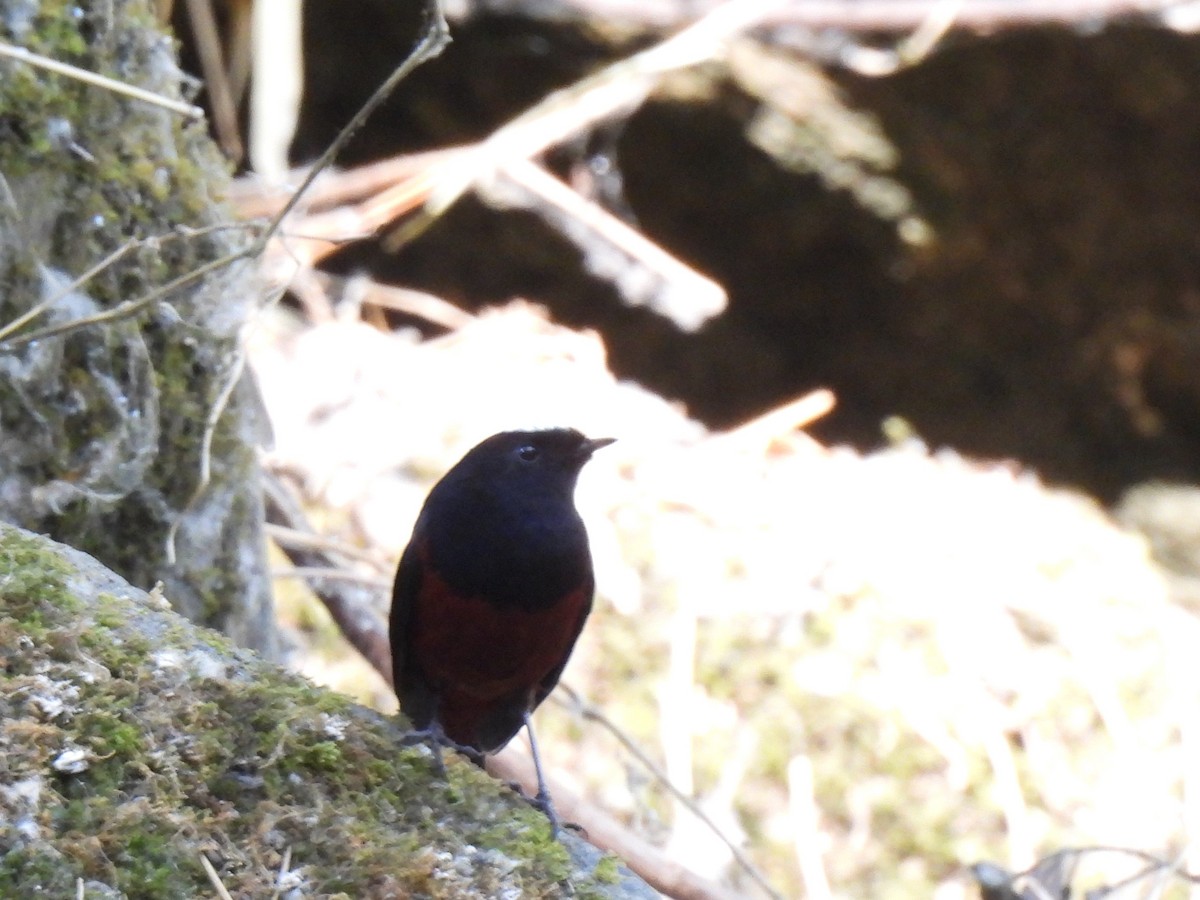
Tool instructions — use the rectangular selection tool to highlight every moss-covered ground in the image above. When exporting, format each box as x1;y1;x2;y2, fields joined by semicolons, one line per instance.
0;524;631;898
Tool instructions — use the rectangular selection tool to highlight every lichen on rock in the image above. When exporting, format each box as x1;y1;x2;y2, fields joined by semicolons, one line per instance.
0;0;274;654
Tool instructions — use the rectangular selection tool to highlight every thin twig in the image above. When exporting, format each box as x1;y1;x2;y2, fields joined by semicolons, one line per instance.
0;244;257;350
264;523;388;567
164;312;254;564
788;755;833;900
830;0;962;76
1019;846;1200;884
0;223;259;347
183;0;243;159
199;853;235;900
0;41;204;119
760;0;1179;30
0;241;136;343
541;0;1181;32
227;148;460;219
707;388;835;451
0;3;450;352
661;595;697;810
253;1;791;275
487;159;726;330
488;747;744;900
271;845;293;900
232;7;450;268
310;271;476;330
264;5;451;244
270;567;391;589
554;682;786;900
381;0;791;251
262;473;394;681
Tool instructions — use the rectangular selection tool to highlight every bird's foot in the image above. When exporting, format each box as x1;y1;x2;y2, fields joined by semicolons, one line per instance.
498;782;580;839
399;725;483;776
528;788;562;839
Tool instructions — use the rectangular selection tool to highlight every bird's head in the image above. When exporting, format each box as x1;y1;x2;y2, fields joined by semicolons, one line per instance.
451;428;615;495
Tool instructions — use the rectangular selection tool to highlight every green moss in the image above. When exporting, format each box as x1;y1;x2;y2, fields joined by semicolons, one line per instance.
79;622;153;679
592;853;622;884
14;610;51;643
114;827;198;900
0;845;81;895
93;603;125;630
84;714;144;757
0;531;77;620
303;740;343;771
192;627;237;655
0;525;631;898
491;810;574;880
53;796;107;834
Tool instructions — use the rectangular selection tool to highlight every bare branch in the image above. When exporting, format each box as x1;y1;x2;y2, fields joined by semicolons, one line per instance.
529;0;1182;33
261;472;395;684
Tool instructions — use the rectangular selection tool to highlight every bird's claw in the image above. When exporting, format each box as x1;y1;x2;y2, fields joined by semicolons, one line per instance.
399;725;482;777
529;789;562;838
525;791;584;839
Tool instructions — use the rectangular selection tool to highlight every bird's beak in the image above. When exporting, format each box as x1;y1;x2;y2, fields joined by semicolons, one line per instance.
580;436;616;458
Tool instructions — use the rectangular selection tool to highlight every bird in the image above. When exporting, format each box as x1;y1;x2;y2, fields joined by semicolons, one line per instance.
389;428;614;831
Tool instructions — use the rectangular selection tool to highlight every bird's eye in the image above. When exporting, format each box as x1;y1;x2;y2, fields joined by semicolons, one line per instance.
517;445;540;462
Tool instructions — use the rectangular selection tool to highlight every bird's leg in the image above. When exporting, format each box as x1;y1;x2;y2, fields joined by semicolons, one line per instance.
399;699;484;776
399;719;450;778
523;711;561;838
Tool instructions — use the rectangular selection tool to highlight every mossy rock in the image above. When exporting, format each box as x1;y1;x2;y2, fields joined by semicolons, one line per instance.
0;522;654;898
0;0;274;654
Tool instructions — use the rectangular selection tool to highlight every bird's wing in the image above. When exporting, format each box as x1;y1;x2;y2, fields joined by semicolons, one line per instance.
531;572;595;711
389;538;437;727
